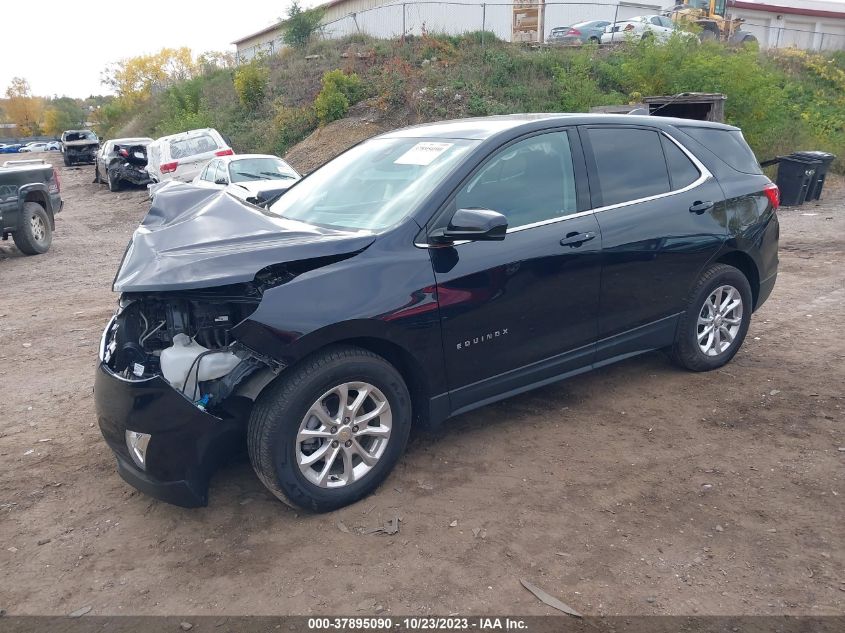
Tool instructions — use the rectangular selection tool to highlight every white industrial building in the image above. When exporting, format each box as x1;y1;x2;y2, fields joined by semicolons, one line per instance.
232;0;845;61
727;0;845;50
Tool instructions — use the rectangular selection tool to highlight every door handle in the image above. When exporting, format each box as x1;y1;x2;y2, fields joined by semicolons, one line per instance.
560;231;596;247
689;200;714;214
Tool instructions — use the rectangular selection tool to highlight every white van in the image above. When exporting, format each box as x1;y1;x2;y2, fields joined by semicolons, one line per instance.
146;128;232;184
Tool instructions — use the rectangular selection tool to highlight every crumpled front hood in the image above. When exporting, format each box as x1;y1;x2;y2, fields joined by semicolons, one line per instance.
113;184;375;293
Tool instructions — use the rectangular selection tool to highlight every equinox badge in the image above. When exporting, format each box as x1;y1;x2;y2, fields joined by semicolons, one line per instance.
456;329;509;351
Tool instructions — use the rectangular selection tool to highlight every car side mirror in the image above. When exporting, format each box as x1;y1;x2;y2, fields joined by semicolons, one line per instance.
214;178;228;185
431;208;508;244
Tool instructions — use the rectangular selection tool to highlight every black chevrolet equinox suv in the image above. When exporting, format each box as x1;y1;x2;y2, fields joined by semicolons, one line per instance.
95;114;779;511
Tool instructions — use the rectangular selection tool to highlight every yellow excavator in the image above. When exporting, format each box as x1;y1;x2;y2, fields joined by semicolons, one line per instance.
667;0;758;44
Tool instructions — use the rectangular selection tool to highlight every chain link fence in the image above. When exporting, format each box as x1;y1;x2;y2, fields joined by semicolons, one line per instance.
234;1;845;63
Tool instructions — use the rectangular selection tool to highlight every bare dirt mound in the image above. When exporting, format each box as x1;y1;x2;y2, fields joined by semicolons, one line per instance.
284;100;414;173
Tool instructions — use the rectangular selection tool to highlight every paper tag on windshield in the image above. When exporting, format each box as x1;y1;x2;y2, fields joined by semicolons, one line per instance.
395;142;453;166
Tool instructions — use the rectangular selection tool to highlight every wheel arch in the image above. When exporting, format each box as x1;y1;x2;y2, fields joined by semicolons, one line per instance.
239;330;435;429
715;250;760;309
21;186;54;228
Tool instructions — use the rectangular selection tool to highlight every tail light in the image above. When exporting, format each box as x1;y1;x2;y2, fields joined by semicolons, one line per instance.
50;167;61;194
763;183;780;211
160;161;178;174
566;28;581;36
624;23;635;31
215;148;234;157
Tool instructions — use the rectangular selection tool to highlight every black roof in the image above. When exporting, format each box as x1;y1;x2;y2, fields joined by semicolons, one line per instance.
380;113;738;141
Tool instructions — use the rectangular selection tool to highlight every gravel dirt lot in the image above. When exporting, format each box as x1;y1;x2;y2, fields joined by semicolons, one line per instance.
0;152;843;617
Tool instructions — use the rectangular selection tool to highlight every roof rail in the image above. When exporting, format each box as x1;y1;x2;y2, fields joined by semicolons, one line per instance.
2;159;47;167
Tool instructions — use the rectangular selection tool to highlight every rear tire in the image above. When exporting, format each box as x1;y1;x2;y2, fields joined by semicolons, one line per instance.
12;202;52;255
107;169;120;192
94;165;101;184
63;154;71;167
248;346;412;512
671;264;752;372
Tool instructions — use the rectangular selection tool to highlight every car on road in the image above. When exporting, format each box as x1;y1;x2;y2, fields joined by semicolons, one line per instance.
95;137;154;191
192;154;300;206
95;113;779;511
61;129;100;166
145;128;232;185
46;141;61;151
19;142;50;153
601;14;692;43
0;158;62;254
0;144;23;154
548;20;611;45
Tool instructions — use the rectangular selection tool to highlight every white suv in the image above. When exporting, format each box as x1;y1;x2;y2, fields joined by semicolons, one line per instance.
145;128;232;184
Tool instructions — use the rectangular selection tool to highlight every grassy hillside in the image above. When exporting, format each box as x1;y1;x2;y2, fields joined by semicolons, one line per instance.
110;34;845;171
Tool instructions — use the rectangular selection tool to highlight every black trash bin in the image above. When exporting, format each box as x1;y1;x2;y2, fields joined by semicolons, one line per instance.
791;151;836;201
775;155;820;206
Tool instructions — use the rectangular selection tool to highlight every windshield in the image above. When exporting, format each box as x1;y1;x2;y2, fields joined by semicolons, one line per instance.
229;157;298;183
270;137;479;231
65;131;96;142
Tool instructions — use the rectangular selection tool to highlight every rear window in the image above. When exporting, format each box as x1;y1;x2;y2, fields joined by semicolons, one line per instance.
587;127;670;207
168;133;221;160
678;127;762;175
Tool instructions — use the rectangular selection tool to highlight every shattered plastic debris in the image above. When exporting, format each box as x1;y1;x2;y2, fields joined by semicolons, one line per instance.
520;579;582;618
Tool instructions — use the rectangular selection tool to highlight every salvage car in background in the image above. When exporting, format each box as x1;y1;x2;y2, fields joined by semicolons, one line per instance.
19;142;50;153
95;137;154;191
61;129;100;166
145;128;232;184
548;20;610;45
602;14;692;43
95;113;779;512
193;154;300;206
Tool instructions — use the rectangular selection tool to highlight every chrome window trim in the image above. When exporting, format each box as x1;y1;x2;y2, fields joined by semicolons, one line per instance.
588;130;712;215
415;129;711;248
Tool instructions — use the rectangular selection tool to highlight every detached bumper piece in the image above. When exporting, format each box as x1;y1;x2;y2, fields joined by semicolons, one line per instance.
94;362;246;507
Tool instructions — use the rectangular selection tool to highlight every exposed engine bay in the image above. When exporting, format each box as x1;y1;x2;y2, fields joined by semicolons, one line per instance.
102;276;285;412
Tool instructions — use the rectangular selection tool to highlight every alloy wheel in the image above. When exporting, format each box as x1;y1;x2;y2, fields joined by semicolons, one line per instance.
697;284;743;357
30;214;46;243
296;382;392;488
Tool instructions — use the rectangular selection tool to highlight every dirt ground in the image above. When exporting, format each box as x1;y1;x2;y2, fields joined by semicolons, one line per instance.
0;151;842;617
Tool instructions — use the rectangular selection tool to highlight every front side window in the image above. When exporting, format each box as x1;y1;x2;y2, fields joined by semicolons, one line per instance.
454;131;578;229
200;162;214;181
587;127;670;207
270;137;478;231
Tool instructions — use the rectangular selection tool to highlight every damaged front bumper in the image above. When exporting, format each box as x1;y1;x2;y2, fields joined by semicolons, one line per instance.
95;320;247;507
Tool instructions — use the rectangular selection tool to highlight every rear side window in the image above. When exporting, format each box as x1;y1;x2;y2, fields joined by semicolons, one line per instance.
678;127;762;174
169;133;220;160
661;136;700;190
587;128;670;207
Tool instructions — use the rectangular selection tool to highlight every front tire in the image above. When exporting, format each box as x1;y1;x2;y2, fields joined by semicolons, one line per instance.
248;346;412;512
672;264;752;371
12;202;52;255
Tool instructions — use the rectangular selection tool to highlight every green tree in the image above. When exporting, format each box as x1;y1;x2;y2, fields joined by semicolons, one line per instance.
281;1;325;49
43;97;86;136
314;70;364;125
234;62;268;109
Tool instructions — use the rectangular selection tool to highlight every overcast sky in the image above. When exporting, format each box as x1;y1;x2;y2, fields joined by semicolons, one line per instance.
3;0;845;98
0;0;318;98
